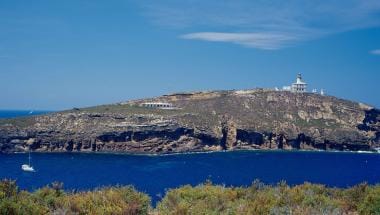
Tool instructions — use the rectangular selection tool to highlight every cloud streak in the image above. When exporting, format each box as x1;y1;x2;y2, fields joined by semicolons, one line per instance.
181;32;299;50
370;49;380;55
140;0;380;49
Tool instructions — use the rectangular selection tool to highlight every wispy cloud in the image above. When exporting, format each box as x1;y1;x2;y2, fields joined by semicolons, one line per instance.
139;0;380;49
181;32;299;50
370;49;380;55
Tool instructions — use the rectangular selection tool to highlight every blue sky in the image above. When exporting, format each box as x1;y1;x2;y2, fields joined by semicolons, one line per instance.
1;0;380;110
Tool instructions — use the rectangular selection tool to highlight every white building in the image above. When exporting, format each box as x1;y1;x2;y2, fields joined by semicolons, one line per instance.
280;73;325;95
291;73;307;93
141;102;176;110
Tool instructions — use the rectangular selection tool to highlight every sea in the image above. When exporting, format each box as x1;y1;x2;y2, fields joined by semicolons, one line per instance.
0;110;51;118
0;110;379;204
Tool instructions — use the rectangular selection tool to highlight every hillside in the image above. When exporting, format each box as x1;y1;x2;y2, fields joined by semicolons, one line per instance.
0;89;379;153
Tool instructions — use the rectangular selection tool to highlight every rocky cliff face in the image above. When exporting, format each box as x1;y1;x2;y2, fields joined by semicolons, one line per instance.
0;89;379;154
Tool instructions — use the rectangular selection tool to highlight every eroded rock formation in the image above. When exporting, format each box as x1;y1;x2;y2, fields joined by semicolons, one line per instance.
0;90;379;154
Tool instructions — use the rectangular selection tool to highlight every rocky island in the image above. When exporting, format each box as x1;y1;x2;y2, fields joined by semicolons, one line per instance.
0;89;379;154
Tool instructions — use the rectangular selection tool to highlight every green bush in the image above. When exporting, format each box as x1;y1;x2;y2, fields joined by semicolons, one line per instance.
60;186;151;215
156;181;379;215
0;179;18;199
0;180;150;215
340;182;369;211
358;186;380;215
1;179;379;215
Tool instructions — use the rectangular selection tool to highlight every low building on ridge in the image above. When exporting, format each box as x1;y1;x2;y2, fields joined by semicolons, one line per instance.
140;102;176;110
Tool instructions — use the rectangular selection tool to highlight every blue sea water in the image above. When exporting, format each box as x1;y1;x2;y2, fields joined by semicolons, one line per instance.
0;151;379;204
0;110;51;118
0;111;379;204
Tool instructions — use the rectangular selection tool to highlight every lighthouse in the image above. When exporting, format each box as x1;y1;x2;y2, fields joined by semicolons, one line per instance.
291;73;307;93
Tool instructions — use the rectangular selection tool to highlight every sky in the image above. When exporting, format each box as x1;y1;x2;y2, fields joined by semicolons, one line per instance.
1;0;380;110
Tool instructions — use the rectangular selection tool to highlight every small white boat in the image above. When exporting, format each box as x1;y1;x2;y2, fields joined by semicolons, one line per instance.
21;151;35;172
22;164;34;172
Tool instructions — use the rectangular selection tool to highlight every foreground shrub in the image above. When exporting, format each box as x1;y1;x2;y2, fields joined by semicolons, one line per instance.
156;181;380;215
0;180;150;215
0;179;50;214
358;186;380;215
1;179;379;215
0;179;17;199
157;183;243;215
60;186;151;215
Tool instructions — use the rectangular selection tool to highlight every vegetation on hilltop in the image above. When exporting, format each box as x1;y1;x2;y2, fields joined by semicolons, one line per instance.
1;179;379;215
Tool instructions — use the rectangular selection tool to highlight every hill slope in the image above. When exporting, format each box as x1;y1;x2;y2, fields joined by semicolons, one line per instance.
0;89;379;153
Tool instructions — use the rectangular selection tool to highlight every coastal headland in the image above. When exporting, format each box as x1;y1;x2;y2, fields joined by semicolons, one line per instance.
0;89;379;153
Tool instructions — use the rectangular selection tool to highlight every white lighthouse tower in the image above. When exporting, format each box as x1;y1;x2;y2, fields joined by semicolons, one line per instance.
291;73;307;93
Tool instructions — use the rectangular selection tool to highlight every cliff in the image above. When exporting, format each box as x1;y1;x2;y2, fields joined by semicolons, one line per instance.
0;89;379;153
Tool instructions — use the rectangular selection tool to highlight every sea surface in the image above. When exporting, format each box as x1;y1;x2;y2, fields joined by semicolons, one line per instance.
0;111;379;204
1;151;379;204
0;110;51;118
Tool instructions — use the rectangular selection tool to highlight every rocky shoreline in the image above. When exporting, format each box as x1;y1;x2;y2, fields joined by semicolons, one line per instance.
1;89;379;154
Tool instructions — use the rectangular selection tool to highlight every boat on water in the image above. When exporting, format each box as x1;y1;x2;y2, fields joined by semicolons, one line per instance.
21;151;35;172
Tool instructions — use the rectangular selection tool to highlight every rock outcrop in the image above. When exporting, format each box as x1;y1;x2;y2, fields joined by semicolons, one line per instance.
0;89;379;154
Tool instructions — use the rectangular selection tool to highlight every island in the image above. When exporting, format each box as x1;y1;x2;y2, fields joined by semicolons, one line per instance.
0;88;379;154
